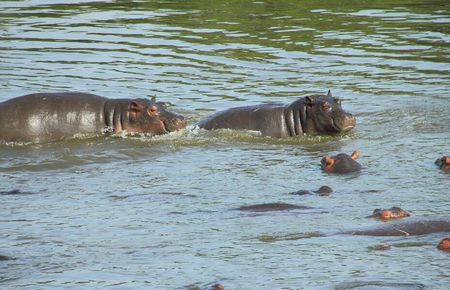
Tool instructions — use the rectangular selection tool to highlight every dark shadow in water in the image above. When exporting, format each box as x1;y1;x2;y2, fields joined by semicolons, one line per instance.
0;189;37;195
0;254;14;261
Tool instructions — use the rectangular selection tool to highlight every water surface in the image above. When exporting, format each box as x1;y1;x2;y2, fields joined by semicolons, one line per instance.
1;0;449;289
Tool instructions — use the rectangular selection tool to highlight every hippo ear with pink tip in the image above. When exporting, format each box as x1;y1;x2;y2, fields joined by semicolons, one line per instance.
321;156;335;170
445;156;450;165
351;150;360;160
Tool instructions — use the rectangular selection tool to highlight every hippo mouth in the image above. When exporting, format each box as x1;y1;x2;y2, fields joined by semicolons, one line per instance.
162;117;187;133
160;120;169;133
341;124;355;131
331;118;355;133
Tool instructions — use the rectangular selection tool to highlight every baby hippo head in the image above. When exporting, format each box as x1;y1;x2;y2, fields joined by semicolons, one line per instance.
370;207;410;221
292;90;356;135
321;150;362;174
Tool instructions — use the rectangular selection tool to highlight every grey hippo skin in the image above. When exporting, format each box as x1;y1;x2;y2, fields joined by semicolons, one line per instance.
335;281;425;290
0;92;187;142
342;220;450;236
321;150;362;174
197;90;356;137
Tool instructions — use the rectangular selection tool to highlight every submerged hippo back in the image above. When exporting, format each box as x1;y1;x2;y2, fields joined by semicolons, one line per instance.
345;220;450;236
0;92;107;142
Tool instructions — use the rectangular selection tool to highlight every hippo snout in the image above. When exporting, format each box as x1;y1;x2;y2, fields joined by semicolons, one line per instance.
341;113;356;131
164;115;187;132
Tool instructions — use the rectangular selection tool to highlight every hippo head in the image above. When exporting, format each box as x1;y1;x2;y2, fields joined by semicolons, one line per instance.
321;150;362;174
290;90;356;134
370;207;410;221
438;238;450;251
435;155;450;172
126;97;186;135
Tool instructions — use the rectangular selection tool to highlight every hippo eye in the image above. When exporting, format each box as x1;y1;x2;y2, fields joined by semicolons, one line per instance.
321;103;332;112
333;98;341;105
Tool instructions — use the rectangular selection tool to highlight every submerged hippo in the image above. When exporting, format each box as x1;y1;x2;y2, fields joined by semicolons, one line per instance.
435;155;450;172
335;281;425;290
237;202;312;212
321;150;362;174
368;207;411;221
0;92;186;142
343;219;450;237
197;90;355;138
289;185;333;196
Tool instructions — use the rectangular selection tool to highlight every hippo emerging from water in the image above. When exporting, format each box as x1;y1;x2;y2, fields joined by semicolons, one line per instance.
368;207;411;221
197;90;355;138
0;92;187;142
321;150;362;174
437;238;450;251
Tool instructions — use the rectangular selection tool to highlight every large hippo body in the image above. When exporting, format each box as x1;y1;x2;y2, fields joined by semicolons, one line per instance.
197;91;356;138
0;92;186;142
342;220;450;236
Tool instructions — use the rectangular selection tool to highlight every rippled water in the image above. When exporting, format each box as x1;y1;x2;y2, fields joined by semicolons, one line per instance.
1;1;449;289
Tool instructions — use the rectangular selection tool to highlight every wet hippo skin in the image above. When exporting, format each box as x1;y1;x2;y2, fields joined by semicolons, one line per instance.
342;220;450;236
237;203;313;212
198;90;355;138
0;92;187;142
437;238;450;251
321;150;362;174
368;207;411;221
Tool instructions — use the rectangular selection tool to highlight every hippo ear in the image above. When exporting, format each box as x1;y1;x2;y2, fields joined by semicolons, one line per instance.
351;150;360;160
322;156;334;167
305;96;314;106
147;95;156;102
444;156;450;165
327;90;332;97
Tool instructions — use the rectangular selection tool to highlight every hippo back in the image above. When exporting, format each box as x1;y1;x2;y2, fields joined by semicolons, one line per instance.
0;92;107;142
197;104;289;137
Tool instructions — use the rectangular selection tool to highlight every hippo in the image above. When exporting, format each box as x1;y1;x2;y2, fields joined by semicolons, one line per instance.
335;281;425;290
185;282;225;290
289;185;333;196
237;202;313;212
197;90;355;138
0;92;187;142
435;155;450;172
367;207;411;221
321;150;362;174
437;238;450;251
342;219;450;237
